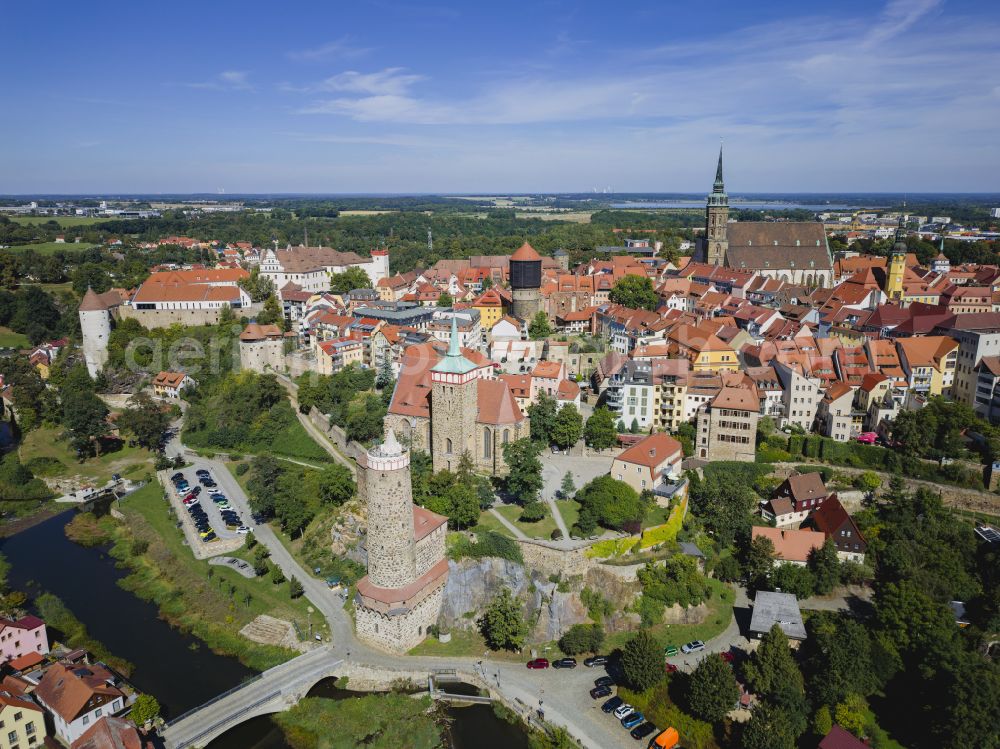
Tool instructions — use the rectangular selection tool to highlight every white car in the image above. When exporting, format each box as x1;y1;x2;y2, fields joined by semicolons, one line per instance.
236;526;251;534
613;704;634;719
681;640;706;654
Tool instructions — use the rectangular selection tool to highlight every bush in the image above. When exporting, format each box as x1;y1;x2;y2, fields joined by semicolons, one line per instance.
558;623;605;655
448;531;523;564
235;462;250;476
519;500;547;523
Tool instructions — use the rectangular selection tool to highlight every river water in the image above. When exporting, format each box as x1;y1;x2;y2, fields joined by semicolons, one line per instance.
0;511;528;749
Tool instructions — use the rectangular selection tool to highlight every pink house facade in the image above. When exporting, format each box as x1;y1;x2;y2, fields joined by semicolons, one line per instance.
0;616;49;662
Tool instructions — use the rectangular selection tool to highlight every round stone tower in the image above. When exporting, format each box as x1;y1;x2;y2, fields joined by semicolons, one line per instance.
79;287;112;378
510;241;542;320
364;429;417;590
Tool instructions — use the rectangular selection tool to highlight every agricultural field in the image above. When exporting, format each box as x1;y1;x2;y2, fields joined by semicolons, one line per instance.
6;242;99;254
9;215;107;227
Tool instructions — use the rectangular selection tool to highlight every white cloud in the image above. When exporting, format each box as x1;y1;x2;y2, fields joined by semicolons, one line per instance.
187;70;254;91
287;37;372;62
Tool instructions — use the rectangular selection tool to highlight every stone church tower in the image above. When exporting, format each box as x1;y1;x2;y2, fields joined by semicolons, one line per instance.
705;147;729;266
355;430;449;653
430;316;479;472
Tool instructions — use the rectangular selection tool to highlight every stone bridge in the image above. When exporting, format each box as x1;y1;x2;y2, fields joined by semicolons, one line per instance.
160;647;343;749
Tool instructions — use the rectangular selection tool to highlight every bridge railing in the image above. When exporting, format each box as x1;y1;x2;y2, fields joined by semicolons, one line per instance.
170;689;282;749
163;673;264;728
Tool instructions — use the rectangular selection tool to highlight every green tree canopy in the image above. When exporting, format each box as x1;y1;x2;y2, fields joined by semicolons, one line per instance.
584;407;617;449
501;439;544;502
620;630;663;691
687;654;740;723
551;403;583;449
608;274;659;311
479;587;527;651
528;311;552;340
329;266;372;295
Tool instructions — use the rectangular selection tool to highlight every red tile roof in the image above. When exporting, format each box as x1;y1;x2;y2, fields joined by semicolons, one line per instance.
510;242;541;261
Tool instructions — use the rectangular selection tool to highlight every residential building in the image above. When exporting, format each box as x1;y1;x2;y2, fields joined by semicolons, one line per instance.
0;691;46;749
34;662;128;745
530;360;565;402
809;496;867;563
761;471;832;527
816;382;856;442
694;386;759;462
72;716;152;749
316;338;365;375
818;725;868;749
749;591;806;640
0;616;48;663
935;312;1000;417
260;244;389;291
605;359;656;430
151;371;194;399
751;526;826;566
895;335;958;396
610;432;684;502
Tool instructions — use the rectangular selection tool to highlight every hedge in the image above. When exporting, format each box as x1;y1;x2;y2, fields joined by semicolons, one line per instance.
638;497;688;550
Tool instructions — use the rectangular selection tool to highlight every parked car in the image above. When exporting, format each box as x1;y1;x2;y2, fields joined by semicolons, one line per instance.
665;662;677;673
601;696;624;713
526;658;549;669
590;686;612;699
584;655;608;668
681;640;705;654
613;704;635;719
594;676;614;688
202;532;217;542
856;432;878;444
622;712;645;729
720;651;735;664
196;469;210;476
171;472;184;481
236;526;251;534
663;645;679;657
630;722;658;741
553;658;577;669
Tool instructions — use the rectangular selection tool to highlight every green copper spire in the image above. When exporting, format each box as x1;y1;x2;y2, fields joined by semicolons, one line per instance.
892;212;908;255
447;313;460;357
713;145;725;194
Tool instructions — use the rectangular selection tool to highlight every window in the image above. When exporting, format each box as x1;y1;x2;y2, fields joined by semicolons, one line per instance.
8;730;16;743
445;438;452;454
83;716;90;725
24;723;34;736
95;709;102;718
13;712;21;721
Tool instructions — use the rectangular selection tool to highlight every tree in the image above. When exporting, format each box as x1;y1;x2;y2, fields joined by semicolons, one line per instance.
742;624;803;700
687;654;740;722
238;266;276;302
479;587;527;651
62;388;110;456
551;404;583;449
118;391;170;451
375;356;394;390
812;705;833;737
436;291;453;307
519;500;547;523
584;407;617;449
608;274;659;311
558;623;605;655
713;555;741;583
742;536;775;591
742;702;797;749
528;311;552;340
629;418;639;434
771;563;815;599
329;266;372;295
800;612;884;708
621;630;663;691
317;463;355;506
833;693;868;737
574;475;645;531
559;471;576;499
270;563;286;585
527;393;558;444
346;393;386;443
808;538;841;595
501;439;543;502
255;293;285;328
853;471;881;500
130;694;160;725
72;263;111;296
289;576;304;598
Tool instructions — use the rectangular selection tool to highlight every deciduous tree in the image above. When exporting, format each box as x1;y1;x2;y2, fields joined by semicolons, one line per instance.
479;587;527;651
687;654;740;722
621;630;662;691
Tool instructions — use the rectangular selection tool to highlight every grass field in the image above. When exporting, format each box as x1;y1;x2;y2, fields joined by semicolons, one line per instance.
554;499;580;530
473;510;516;538
116;481;311;670
19;425;154;487
515;211;592;223
494;503;560;539
0;327;30;349
7;242;99;254
10;215;108;227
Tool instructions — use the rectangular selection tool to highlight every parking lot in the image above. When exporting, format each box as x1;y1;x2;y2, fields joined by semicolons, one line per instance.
161;461;253;559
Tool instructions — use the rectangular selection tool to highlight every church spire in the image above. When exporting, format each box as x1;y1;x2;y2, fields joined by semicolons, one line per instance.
713;145;725;194
447;313;460;357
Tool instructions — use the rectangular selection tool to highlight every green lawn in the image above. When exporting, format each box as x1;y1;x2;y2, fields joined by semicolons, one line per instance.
642;504;671;529
19;425;154;486
554;499;580;531
473;511;516;538
7;242;99;254
0;327;30;349
495;503;559;539
117;481;314;669
408;626;526;661
604;579;735;653
10;215;108;227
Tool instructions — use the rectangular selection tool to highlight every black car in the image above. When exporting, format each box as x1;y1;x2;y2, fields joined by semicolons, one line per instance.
630;723;657;741
601;696;624;713
202;532;217;542
196;469;210;476
590;686;612;699
552;658;577;669
584;655;609;668
594;676;614;689
171;472;184;481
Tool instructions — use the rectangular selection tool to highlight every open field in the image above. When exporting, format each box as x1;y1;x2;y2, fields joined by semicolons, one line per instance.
6;242;99;254
0;327;30;349
19;425;154;487
337;210;399;216
515;211;592;223
9;215;108;227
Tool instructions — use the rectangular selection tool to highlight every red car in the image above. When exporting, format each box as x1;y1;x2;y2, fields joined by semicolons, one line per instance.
526;658;550;669
856;432;878;444
720;651;735;664
664;662;678;673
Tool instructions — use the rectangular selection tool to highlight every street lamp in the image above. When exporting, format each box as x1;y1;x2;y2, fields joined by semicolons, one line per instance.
307;606;314;639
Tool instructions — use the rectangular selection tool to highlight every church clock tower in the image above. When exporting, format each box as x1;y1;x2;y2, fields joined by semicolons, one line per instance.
705;147;729;266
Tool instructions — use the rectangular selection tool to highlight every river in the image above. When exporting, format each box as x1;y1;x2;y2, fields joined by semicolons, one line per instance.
0;510;529;749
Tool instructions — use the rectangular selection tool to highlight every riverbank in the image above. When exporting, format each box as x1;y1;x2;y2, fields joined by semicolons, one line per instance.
105;481;306;671
34;592;135;676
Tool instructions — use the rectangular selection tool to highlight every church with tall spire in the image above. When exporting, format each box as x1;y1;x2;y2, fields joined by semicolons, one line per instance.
693;148;834;288
383;312;529;476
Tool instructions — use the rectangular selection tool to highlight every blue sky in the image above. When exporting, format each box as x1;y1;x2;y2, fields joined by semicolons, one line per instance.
3;0;998;194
